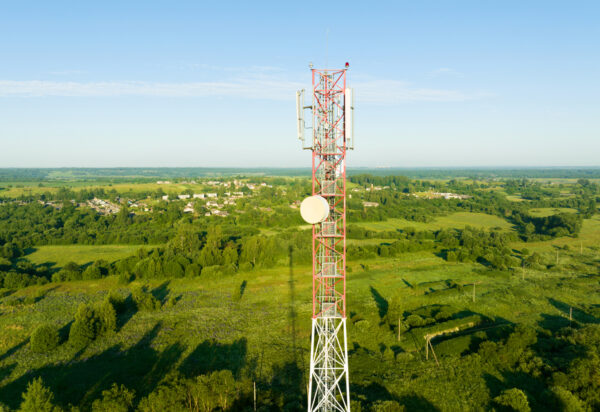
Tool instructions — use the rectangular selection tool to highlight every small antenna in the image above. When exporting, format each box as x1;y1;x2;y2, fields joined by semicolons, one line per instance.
325;28;329;68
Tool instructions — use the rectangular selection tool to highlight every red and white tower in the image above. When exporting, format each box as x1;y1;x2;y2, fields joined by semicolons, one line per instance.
297;63;354;412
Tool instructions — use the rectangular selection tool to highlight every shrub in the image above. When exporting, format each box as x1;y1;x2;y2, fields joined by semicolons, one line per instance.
82;265;102;280
131;286;161;311
371;400;405;412
91;383;135;412
118;271;133;285
69;303;99;348
97;301;117;334
105;290;127;313
19;377;58;412
493;388;531;412
30;324;60;354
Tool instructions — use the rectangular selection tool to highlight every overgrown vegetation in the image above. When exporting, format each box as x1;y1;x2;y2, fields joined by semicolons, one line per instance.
0;170;599;410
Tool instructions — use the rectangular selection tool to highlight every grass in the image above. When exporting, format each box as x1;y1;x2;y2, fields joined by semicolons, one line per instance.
0;241;599;410
26;244;150;268
527;207;578;217
355;212;515;232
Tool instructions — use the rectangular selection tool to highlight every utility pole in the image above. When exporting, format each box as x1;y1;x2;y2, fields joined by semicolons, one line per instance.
556;249;559;265
569;307;573;327
253;381;257;411
398;317;401;341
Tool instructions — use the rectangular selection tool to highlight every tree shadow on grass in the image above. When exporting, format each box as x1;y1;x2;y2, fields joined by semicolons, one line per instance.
151;281;171;304
0;322;185;410
370;286;389;320
547;297;599;324
398;394;440;412
179;338;247;379
0;339;28;362
270;361;304;411
351;381;395;405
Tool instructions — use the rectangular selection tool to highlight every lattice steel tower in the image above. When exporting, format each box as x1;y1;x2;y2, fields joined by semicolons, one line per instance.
297;63;354;412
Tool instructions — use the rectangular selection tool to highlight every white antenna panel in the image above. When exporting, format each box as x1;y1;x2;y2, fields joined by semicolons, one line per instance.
345;88;354;149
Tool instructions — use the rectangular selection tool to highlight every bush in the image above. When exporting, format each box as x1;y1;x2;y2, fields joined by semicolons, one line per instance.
30;324;60;354
91;383;135;412
105;290;127;313
19;377;58;412
493;388;531;412
69;303;100;348
131;286;161;311
82;265;102;280
118;271;134;285
97;301;117;334
371;400;405;411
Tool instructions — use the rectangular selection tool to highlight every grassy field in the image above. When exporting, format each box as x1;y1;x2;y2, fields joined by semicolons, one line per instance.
355;212;515;232
527;207;578;217
26;244;149;268
1;244;598;410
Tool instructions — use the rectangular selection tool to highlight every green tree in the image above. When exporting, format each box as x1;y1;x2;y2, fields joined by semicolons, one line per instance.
493;388;531;412
97;301;117;334
91;384;134;412
30;324;60;353
68;303;99;348
19;377;60;412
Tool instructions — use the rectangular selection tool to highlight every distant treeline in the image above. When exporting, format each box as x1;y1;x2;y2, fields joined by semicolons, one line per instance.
2;167;600;181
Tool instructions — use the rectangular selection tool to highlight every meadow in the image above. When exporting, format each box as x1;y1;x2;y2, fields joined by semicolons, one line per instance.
0;171;598;411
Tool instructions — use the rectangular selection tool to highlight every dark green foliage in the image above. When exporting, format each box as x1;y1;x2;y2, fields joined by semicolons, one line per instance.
30;324;59;354
370;400;405;411
492;388;531;412
18;377;59;412
68;304;100;348
68;301;116;348
97;301;117;335
82;265;101;280
131;286;161;311
90;383;134;412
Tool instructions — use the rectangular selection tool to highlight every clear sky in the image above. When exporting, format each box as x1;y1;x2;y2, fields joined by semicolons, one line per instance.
1;1;598;168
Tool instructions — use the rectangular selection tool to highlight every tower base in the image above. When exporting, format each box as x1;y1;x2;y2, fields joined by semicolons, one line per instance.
308;317;350;412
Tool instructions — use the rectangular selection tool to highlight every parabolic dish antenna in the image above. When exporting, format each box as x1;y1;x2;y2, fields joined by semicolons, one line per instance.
300;195;330;224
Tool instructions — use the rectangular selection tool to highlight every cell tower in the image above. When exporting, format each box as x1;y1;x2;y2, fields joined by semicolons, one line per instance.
297;63;354;412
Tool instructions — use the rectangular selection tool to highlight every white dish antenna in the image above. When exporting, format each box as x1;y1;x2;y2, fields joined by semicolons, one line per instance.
300;195;330;224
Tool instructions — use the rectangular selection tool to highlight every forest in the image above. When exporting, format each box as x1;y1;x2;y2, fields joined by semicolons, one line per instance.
0;169;598;411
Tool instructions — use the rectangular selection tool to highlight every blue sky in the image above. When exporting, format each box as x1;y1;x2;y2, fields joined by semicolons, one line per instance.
0;1;598;167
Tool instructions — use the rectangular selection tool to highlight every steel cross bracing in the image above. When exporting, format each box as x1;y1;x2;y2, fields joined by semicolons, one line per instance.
308;68;350;412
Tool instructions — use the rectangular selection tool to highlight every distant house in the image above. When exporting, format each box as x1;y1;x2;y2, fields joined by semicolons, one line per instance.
193;193;205;199
162;195;169;201
156;180;171;184
178;194;190;200
362;201;379;208
206;201;220;208
206;193;218;198
183;203;194;213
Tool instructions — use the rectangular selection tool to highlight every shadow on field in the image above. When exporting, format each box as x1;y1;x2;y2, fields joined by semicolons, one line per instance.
151;281;171;304
288;246;298;360
547;297;599;324
179;338;247;378
0;340;28;362
0;322;187;409
351;381;400;405
269;361;304;410
370;286;389;319
399;394;440;412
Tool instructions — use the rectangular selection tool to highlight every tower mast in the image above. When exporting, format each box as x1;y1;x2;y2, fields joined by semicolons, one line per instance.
298;64;354;412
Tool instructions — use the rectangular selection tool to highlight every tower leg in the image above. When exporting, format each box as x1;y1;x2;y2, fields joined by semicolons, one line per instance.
308;317;350;412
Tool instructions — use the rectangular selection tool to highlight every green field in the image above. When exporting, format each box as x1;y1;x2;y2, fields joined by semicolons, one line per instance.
527;207;579;217
355;212;515;232
26;245;149;268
